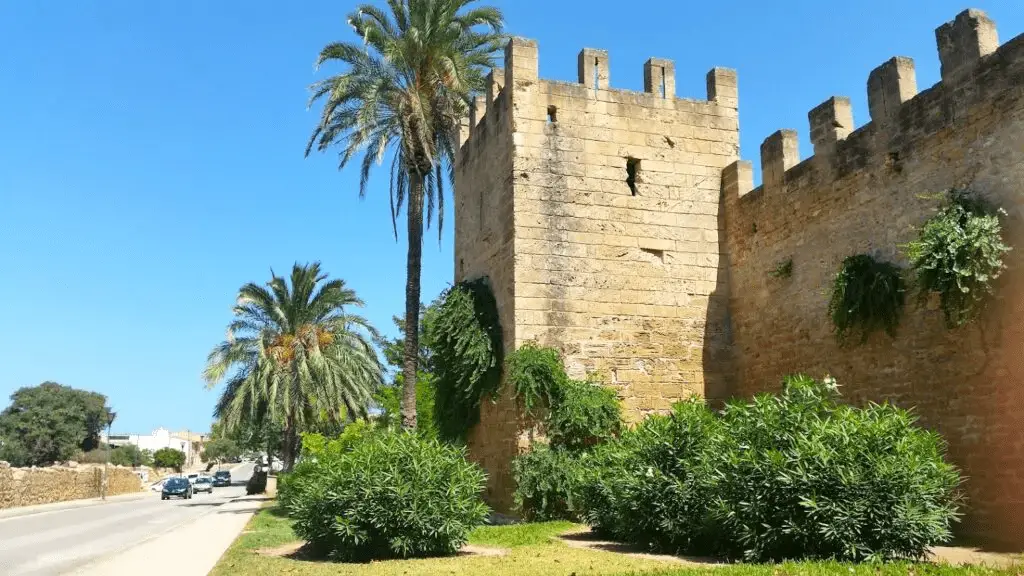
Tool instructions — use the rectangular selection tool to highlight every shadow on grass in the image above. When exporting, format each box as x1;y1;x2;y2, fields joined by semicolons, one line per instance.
557;531;727;565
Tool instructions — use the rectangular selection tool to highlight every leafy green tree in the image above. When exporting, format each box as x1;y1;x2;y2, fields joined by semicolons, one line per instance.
204;262;384;472
373;306;438;437
109;444;152;467
306;0;504;430
0;382;112;466
201;438;242;464
153;447;186;472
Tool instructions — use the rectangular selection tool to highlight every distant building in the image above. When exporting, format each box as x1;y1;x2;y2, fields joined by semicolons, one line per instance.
102;427;209;468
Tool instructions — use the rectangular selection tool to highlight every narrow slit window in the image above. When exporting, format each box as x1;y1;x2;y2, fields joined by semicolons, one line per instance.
626;157;640;196
593;58;599;91
547;105;557;124
659;66;667;98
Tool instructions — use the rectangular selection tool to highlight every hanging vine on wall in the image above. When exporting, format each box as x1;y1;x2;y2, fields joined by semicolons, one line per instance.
828;254;906;345
430;278;503;443
905;189;1011;328
505;342;567;417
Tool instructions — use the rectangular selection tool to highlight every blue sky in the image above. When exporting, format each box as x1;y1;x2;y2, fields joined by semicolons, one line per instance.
0;1;1020;433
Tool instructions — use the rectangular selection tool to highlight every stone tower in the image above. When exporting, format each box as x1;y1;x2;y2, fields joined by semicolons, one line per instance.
453;38;740;507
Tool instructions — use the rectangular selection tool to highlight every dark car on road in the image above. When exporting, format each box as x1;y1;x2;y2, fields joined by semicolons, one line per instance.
213;470;231;487
161;477;193;500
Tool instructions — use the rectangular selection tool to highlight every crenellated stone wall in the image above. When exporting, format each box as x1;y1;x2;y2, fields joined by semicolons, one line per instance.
455;7;1024;548
720;9;1024;548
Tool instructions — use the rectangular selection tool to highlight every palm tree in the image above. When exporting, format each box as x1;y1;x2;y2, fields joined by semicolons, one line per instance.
204;262;383;471
305;0;504;430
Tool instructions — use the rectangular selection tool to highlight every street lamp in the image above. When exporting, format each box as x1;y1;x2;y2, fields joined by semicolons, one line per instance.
102;411;116;501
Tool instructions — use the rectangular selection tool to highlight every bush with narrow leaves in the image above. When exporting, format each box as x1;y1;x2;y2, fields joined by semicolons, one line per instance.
577;399;725;553
573;376;962;562
512;444;589;521
547;379;621;450
713;375;962;562
285;430;489;561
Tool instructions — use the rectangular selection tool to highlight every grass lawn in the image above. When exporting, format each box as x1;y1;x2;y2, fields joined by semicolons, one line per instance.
211;506;1022;576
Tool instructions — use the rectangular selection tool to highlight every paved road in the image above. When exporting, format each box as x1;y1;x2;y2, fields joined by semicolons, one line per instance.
0;463;254;576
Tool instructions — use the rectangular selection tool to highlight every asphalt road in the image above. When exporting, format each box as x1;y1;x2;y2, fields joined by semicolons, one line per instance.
0;462;254;576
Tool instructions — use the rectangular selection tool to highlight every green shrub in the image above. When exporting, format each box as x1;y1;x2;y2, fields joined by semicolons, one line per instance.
279;421;377;510
713;375;962;562
574;376;962;562
548;379;621;450
577;399;725;554
828;254;906;344
512;445;588;521
505;343;567;416
431;279;503;442
905;189;1011;328
285;430;489;561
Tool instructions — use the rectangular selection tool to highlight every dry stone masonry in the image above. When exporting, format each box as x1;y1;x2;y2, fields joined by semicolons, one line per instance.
0;461;142;509
454;8;1023;548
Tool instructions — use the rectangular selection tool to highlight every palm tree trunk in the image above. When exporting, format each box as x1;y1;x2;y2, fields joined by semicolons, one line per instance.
401;172;425;431
281;416;297;473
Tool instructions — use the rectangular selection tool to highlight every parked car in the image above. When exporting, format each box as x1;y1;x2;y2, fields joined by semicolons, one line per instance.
161;477;193;500
213;470;231;487
149;479;166;492
193;476;214;494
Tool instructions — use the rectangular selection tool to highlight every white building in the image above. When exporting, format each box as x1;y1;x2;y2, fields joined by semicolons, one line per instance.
101;428;200;466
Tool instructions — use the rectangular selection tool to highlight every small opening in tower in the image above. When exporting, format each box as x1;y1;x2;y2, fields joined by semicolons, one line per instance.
593;58;599;91
626;157;640;196
547;106;557;124
659;66;666;98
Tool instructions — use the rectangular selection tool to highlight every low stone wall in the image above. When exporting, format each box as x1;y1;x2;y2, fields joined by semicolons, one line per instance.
0;461;142;509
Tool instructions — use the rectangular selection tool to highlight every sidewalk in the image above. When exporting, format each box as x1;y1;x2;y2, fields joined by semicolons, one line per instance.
0;490;153;522
71;493;269;576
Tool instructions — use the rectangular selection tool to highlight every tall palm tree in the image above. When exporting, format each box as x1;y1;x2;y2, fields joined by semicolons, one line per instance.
204;262;383;471
305;0;504;430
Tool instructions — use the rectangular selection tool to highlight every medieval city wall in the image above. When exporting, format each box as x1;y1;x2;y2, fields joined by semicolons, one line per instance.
721;10;1024;547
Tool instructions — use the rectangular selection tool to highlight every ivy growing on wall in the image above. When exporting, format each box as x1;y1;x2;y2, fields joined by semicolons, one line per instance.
905;189;1011;328
828;254;906;345
430;278;503;443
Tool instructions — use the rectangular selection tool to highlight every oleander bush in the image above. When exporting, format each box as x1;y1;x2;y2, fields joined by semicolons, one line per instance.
573;375;963;562
712;375;962;562
577;399;725;554
547;379;621;450
284;430;489;561
511;444;589;521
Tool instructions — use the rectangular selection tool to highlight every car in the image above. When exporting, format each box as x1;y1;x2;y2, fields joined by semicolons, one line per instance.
161;477;193;500
186;473;199;484
193;476;214;494
213;470;231;487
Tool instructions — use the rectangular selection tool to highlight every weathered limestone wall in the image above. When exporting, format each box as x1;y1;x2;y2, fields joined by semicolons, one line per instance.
0;462;142;509
508;47;740;414
454;38;741;508
454;53;520;508
721;9;1024;548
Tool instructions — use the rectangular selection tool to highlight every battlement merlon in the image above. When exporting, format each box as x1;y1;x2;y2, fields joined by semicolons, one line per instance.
458;37;739;152
937;8;999;82
722;8;1010;209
